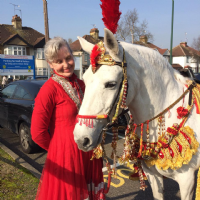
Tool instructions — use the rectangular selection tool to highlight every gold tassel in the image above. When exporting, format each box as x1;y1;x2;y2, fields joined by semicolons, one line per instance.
138;123;144;158
196;167;200;200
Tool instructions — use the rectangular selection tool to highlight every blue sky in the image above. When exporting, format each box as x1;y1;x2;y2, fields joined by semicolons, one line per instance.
0;0;199;49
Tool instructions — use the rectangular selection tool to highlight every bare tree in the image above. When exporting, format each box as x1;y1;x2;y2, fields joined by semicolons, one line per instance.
116;9;154;43
192;36;200;51
135;20;154;43
67;38;73;45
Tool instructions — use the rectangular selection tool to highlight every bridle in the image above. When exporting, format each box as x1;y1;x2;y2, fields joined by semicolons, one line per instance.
76;42;129;131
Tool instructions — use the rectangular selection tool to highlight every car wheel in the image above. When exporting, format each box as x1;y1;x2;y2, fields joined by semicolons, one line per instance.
19;122;38;154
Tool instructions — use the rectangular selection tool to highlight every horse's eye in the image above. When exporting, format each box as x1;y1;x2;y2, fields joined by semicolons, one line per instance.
105;82;117;88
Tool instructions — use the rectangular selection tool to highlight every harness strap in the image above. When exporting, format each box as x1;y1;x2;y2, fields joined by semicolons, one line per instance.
135;81;196;127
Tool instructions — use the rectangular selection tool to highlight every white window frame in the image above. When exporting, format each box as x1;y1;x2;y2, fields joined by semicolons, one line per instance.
34;48;45;60
186;56;191;63
84;53;88;62
4;46;26;55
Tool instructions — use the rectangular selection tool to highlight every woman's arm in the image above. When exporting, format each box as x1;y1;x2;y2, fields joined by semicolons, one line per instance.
31;81;56;151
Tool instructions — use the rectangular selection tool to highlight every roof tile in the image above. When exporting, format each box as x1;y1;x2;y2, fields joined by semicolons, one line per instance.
0;24;45;47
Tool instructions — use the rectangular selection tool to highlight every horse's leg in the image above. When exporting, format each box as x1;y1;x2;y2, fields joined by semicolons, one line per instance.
142;161;164;200
176;168;196;200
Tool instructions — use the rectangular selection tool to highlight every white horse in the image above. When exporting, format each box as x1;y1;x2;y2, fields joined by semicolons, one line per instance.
73;28;200;200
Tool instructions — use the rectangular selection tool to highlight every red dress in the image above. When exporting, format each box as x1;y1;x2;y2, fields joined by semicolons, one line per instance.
31;73;105;200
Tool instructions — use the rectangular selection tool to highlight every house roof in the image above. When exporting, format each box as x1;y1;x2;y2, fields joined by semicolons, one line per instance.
0;24;45;47
134;41;169;56
158;48;168;55
134;41;160;49
70;35;104;51
172;42;200;57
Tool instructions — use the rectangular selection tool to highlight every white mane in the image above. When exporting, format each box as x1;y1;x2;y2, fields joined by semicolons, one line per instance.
119;41;188;86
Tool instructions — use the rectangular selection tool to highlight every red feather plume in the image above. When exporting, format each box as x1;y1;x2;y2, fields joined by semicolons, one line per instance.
90;45;101;69
100;0;122;34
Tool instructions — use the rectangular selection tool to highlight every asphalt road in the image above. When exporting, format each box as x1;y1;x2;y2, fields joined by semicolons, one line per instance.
0;126;195;200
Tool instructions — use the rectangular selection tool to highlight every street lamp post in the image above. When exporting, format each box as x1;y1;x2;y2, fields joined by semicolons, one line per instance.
170;0;174;65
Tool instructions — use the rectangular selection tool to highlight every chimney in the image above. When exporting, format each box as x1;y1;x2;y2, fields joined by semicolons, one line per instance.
180;42;188;47
12;15;22;29
90;28;99;40
139;35;148;44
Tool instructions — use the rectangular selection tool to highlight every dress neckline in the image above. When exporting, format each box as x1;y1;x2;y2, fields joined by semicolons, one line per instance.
53;70;77;82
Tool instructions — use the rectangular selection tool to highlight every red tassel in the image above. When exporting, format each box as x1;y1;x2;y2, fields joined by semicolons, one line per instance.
75;117;79;124
86;119;89;127
100;0;122;34
91;119;94;128
138;123;144;158
133;124;137;133
177;106;188;119
167;127;178;136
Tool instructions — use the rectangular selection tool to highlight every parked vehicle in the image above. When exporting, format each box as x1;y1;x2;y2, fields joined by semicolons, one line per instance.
7;77;14;84
25;76;48;80
194;73;200;82
0;80;46;153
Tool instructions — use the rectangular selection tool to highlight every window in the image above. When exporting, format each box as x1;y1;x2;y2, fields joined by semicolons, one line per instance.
2;85;17;98
34;48;45;59
186;56;191;63
43;68;47;75
4;46;26;55
36;68;43;76
84;53;88;62
36;68;48;76
13;86;32;100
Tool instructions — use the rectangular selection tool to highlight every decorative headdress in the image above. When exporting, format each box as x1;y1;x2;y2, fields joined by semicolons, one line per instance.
90;0;122;73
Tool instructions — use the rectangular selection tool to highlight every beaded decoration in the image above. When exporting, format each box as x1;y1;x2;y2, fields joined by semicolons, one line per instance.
111;127;119;177
108;82;200;190
52;74;83;110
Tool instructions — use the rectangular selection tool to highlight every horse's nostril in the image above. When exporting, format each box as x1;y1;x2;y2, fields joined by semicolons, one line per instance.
83;137;90;147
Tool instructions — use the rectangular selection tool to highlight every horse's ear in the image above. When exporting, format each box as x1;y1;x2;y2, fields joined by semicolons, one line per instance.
104;28;119;55
77;36;94;55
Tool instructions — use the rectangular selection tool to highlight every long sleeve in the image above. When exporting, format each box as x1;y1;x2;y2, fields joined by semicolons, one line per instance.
31;80;56;151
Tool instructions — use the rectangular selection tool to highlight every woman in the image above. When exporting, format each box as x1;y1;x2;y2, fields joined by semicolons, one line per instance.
31;37;105;200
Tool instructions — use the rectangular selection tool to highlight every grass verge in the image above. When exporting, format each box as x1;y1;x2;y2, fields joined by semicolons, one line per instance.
0;147;39;200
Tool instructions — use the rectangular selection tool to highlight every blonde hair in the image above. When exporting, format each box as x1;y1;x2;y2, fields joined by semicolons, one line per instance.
44;37;73;63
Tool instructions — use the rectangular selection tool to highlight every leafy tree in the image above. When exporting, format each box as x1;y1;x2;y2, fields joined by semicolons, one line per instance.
116;9;154;43
192;36;200;51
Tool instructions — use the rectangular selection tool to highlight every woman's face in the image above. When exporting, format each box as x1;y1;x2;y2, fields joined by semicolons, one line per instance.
49;46;75;77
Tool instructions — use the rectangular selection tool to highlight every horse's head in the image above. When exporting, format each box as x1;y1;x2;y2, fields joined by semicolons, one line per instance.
74;28;135;151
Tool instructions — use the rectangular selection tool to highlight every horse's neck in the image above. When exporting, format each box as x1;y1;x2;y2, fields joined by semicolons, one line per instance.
133;76;179;119
126;49;185;140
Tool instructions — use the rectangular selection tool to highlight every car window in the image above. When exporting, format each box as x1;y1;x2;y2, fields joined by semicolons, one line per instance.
13;86;32;100
1;85;17;98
